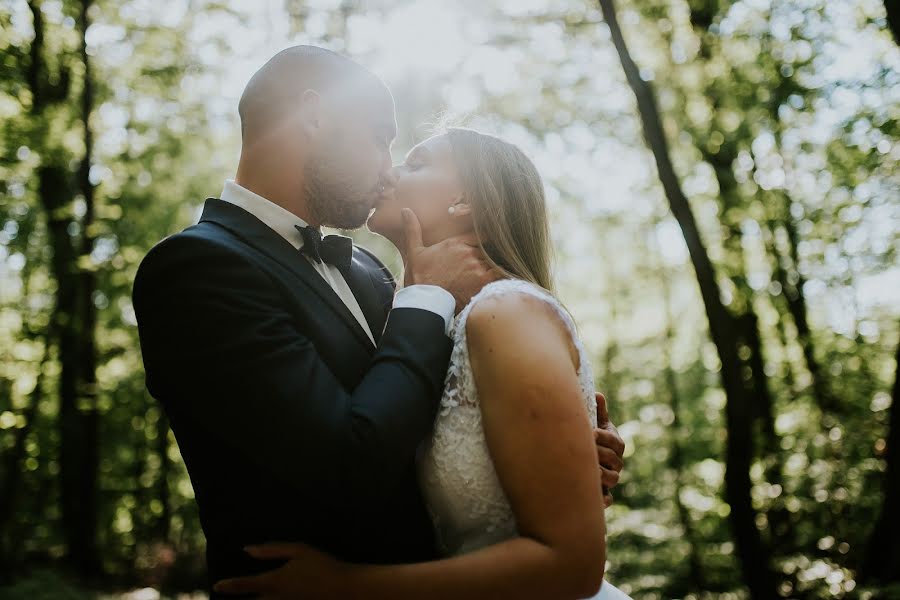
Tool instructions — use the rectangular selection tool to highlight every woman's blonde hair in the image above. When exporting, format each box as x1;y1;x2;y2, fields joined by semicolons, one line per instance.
444;127;554;292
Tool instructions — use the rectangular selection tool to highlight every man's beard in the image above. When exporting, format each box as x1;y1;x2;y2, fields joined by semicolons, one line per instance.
304;153;375;230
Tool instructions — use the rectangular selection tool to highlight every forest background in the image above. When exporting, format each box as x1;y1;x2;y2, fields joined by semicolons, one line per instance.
0;0;898;598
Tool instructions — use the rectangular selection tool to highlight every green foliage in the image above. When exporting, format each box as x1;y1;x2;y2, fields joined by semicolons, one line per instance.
0;569;94;600
0;0;897;597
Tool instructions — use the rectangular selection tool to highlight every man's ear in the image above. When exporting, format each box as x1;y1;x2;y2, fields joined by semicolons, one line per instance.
298;89;322;139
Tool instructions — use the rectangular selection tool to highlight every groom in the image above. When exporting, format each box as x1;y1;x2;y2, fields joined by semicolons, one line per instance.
133;46;625;594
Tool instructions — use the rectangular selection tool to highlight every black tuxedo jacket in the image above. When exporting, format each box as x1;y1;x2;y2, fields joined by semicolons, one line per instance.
133;199;451;593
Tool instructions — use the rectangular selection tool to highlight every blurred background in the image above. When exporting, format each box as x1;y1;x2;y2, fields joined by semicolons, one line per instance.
0;0;898;598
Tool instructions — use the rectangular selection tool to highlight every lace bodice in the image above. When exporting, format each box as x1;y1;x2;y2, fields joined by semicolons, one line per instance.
416;279;598;557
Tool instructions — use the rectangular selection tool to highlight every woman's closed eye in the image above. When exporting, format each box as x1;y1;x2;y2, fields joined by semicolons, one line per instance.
403;146;429;171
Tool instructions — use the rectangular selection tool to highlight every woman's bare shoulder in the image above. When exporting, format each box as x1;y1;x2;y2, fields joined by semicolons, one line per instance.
465;284;578;373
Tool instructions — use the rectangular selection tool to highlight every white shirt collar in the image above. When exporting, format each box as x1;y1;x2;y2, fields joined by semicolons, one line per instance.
219;179;309;250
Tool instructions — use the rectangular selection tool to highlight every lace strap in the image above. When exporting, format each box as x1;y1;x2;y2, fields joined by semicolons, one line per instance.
454;279;579;347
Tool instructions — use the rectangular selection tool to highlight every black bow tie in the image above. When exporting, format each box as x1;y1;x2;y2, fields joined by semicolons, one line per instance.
295;225;353;271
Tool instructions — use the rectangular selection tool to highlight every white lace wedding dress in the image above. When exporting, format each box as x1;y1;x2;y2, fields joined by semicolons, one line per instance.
417;279;631;599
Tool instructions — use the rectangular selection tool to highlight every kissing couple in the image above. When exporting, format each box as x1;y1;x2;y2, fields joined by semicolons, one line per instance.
134;45;631;599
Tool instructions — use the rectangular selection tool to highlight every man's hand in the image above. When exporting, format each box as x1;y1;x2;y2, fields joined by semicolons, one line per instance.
594;392;625;507
402;208;498;313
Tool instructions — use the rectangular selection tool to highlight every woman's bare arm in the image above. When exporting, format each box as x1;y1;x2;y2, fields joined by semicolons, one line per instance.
469;292;607;594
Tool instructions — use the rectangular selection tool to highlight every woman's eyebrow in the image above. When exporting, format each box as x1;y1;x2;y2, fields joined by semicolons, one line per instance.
405;145;430;162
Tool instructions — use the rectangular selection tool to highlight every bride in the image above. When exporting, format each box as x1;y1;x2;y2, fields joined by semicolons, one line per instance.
216;127;631;599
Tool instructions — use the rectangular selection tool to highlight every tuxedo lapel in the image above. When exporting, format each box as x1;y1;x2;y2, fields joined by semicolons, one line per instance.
342;256;388;344
198;198;376;352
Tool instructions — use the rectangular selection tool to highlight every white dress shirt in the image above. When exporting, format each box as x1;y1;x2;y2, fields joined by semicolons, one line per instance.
217;180;455;344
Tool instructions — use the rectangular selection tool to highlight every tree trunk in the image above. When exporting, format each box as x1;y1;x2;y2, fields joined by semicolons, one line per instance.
859;333;900;583
784;213;835;403
68;0;101;576
704;139;785;537
753;22;839;418
27;0;101;576
690;0;795;554
700;142;785;458
683;2;789;460
41;161;100;576
737;313;776;452
598;1;777;597
765;215;835;412
766;102;837;416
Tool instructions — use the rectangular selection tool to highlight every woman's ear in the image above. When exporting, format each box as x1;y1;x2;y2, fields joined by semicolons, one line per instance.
450;193;473;217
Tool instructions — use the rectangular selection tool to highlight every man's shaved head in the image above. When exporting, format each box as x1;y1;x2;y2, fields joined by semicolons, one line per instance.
235;46;397;229
239;45;388;141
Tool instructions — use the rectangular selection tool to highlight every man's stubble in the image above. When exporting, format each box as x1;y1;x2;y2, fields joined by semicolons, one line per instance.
304;144;375;230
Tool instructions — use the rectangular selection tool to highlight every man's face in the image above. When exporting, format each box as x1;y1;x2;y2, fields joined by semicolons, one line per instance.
304;82;396;230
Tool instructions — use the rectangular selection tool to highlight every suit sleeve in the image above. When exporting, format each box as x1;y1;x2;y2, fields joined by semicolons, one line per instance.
133;233;451;508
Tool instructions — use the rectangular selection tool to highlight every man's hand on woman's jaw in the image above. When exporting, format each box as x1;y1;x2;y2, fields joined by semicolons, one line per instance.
401;208;499;313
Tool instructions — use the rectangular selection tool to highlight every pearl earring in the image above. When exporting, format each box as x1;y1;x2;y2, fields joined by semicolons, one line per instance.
448;206;456;215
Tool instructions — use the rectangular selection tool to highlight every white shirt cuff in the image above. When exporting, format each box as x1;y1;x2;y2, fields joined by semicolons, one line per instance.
393;285;455;336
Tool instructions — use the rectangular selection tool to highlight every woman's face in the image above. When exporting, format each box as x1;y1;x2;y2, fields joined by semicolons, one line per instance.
367;134;472;248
